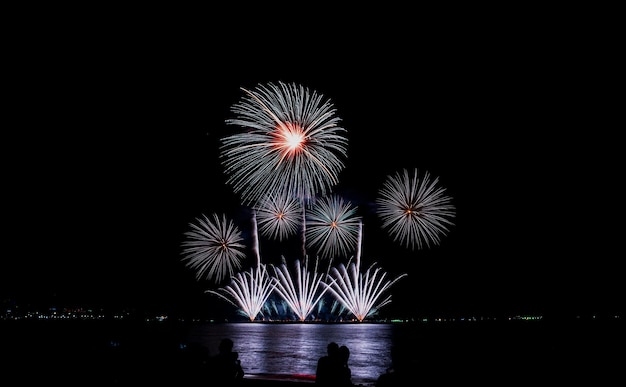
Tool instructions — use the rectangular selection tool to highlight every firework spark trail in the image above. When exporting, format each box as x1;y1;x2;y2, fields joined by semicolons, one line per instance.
305;195;361;260
355;218;363;268
376;169;456;250
206;264;277;321
251;210;261;268
270;256;335;321
300;203;306;261
180;213;246;284
221;82;348;207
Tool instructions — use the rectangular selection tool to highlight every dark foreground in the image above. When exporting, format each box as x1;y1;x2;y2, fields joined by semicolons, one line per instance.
2;317;622;386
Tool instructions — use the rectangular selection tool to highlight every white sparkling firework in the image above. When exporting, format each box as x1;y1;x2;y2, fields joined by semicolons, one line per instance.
376;169;456;250
324;260;407;322
322;221;407;322
180;213;246;284
206;264;277;322
221;81;348;206
254;194;303;241
305;195;361;260
270;257;334;321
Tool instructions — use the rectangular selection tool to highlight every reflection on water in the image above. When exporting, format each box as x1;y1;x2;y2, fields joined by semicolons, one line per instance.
186;323;396;385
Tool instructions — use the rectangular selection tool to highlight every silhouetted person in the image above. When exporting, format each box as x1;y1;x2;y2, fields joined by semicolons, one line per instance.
375;345;410;386
337;344;355;386
316;341;340;385
208;338;244;385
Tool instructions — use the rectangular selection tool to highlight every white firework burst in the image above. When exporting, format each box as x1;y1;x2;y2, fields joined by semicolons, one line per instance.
180;213;247;284
255;194;303;241
376;169;456;250
305;194;361;260
221;81;348;206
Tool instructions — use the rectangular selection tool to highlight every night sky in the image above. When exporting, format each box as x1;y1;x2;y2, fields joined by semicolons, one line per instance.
3;17;622;321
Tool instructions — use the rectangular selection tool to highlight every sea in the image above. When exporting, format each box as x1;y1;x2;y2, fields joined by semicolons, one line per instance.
1;316;622;385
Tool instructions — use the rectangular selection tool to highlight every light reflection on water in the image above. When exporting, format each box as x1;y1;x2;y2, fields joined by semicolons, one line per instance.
185;323;397;385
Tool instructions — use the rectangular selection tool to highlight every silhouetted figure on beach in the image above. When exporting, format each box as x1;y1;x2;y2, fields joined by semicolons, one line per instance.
316;341;340;385
375;345;410;386
337;344;355;386
207;338;244;385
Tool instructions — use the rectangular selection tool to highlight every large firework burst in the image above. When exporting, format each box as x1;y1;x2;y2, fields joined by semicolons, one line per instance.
221;81;349;206
305;195;361;260
180;213;247;284
376;169;456;250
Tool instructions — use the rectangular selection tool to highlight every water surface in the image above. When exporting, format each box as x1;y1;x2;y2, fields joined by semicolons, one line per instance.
186;322;396;385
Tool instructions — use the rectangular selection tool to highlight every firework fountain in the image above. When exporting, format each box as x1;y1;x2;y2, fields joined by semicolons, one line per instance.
322;221;408;322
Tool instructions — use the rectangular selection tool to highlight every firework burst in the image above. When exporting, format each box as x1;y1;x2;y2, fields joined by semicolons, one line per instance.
376;169;456;250
221;81;349;206
305;195;361;260
180;213;247;284
255;194;303;241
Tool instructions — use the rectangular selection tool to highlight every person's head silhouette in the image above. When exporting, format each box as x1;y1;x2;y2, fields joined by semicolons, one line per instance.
339;345;350;364
327;341;339;356
218;338;234;354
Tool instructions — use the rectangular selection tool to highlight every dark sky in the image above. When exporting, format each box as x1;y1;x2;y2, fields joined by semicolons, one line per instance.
2;17;622;320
